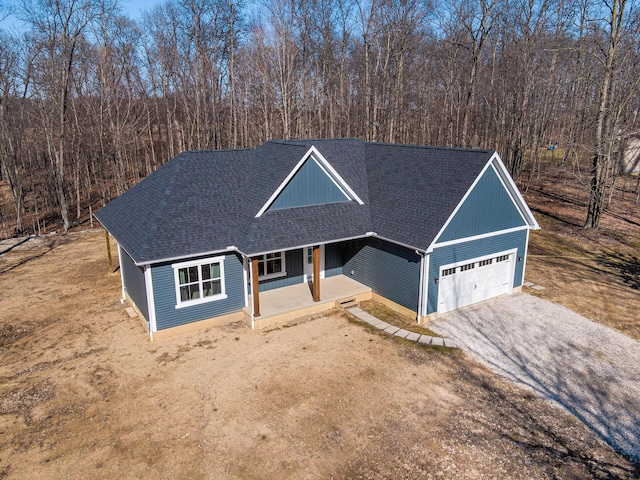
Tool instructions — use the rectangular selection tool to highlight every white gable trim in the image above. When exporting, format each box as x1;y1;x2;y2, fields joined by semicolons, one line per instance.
432;225;530;249
426;158;493;253
426;152;539;253
255;145;364;218
490;153;540;230
489;162;529;227
311;156;353;201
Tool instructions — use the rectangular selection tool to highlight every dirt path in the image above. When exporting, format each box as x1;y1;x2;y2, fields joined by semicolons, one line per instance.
0;231;637;479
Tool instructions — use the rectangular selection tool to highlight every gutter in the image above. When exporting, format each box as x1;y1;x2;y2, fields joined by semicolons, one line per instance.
366;232;426;254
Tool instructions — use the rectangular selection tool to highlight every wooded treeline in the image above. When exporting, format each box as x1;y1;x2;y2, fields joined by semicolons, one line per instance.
0;0;639;236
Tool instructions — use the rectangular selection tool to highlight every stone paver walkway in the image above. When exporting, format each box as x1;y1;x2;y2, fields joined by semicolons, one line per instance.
347;307;458;348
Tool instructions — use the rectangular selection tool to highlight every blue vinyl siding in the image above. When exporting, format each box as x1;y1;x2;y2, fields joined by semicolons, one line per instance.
324;243;343;277
343;238;420;311
151;253;246;330
269;157;351;210
120;248;149;321
438;165;526;243
426;229;528;314
258;249;304;292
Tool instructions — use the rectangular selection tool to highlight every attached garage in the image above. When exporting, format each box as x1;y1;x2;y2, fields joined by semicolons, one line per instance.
437;250;516;314
421;152;538;321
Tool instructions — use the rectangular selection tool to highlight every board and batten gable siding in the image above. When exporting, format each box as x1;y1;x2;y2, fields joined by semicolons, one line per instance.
343;238;420;311
426;229;528;314
269;157;351;210
151;253;246;330
437;164;527;243
258;249;304;292
120;247;149;321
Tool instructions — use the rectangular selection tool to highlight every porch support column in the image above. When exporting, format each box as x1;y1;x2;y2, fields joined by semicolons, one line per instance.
251;257;261;317
312;245;320;302
104;228;113;273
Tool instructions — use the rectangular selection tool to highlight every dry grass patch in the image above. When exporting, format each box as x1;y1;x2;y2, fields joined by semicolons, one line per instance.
357;300;442;338
524;166;640;340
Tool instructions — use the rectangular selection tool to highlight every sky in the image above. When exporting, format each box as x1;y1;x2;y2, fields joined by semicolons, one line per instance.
0;0;164;31
122;0;162;19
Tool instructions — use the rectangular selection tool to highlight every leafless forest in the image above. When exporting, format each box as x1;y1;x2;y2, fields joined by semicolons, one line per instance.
0;0;639;236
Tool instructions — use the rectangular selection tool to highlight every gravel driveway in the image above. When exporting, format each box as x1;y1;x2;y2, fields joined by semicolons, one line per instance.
430;293;640;462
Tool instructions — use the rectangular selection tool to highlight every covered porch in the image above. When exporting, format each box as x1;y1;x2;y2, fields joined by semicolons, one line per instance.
244;274;372;329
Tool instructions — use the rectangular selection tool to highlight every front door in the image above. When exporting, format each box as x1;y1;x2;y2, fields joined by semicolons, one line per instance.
303;246;325;282
304;247;314;280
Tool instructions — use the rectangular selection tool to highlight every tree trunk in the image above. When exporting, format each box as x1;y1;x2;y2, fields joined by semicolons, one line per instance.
585;0;624;229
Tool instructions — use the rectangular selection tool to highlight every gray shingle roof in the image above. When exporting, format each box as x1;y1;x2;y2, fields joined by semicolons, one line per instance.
364;143;492;250
94;139;496;264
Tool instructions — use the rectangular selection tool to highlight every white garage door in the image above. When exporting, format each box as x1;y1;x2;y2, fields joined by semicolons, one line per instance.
438;252;515;313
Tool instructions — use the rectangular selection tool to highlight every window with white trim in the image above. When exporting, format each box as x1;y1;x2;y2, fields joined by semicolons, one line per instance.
442;267;456;276
173;256;227;308
256;252;286;279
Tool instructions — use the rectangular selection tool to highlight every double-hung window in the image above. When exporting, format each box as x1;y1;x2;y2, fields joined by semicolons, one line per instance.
256;252;286;279
173;256;227;308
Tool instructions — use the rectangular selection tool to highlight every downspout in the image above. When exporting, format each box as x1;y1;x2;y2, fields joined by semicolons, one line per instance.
521;229;531;287
416;250;425;324
226;246;255;329
144;266;156;342
117;245;126;304
248;256;255;330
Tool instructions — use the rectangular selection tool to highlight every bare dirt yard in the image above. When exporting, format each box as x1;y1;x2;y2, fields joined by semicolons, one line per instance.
1;164;639;479
0;228;638;479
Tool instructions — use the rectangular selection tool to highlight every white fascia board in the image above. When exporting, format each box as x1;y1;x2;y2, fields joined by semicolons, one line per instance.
247;233;371;258
134;247;239;267
369;233;425;253
488;161;529;227
432;225;530;249
426;158;494;253
310;156;353;202
254;145;364;218
490;152;540;230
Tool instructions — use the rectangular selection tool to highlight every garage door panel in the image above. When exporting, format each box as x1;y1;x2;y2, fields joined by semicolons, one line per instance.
438;254;514;313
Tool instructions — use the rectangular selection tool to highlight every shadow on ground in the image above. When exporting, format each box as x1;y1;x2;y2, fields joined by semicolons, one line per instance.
431;294;640;471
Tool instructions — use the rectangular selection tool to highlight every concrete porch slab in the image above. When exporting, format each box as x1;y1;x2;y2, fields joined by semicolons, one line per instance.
247;275;372;329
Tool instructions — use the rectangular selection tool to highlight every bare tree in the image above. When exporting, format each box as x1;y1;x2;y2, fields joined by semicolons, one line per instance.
439;0;504;148
584;0;640;228
19;0;116;231
0;30;24;234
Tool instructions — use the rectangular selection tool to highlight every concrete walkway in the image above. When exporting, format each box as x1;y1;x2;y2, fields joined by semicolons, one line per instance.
347;307;458;348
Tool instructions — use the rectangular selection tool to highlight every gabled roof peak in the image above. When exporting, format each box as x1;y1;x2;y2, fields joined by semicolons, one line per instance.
255;144;364;217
